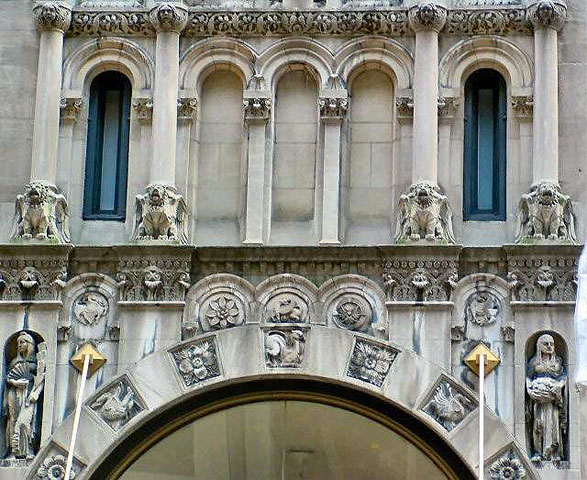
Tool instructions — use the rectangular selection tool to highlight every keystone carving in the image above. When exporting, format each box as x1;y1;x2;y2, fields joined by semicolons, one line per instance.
90;379;144;431
170;338;221;388
515;182;576;244
395;181;456;244
148;2;188;33
382;257;458;302
131;184;189;244
527;0;567;31
422;379;476;432
11;182;70;244
408;2;447;32
346;338;398;387
265;329;306;368
33;1;72;32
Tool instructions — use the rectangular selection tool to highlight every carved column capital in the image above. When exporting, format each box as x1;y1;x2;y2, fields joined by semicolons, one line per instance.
60;97;83;123
408;2;447;33
32;1;72;32
319;97;348;121
437;96;459;119
527;1;567;31
148;2;188;33
177;97;197;122
243;97;272;123
132;98;153;124
511;95;534;119
396;96;414;123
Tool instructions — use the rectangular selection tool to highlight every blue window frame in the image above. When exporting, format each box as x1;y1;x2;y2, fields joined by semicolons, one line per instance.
463;69;507;221
83;71;131;220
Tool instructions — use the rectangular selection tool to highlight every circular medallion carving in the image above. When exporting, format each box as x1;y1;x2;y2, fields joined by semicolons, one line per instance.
201;293;245;330
264;293;308;323
73;292;109;326
465;291;501;327
331;295;372;331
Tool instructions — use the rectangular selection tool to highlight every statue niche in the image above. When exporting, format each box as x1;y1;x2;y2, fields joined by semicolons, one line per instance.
1;331;46;462
526;333;568;464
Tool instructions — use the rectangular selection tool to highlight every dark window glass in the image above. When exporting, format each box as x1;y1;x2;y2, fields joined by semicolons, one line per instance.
463;69;506;221
83;71;131;220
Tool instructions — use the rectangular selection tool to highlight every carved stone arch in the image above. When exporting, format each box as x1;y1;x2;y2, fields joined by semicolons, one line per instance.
257;37;335;88
439;36;533;95
183;274;255;337
255;273;319;325
63;37;154;97
179;37;257;93
334;36;414;91
25;326;541;479
319;274;387;337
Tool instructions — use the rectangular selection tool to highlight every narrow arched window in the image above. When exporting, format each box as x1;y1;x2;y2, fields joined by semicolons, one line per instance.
83;71;131;220
463;69;506;221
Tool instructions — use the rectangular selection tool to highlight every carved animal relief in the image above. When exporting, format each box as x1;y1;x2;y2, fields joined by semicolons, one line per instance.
347;338;397;387
264;293;307;323
73;292;108;326
171;339;221;388
90;380;144;431
132;184;188;244
422;380;476;432
11;181;70;243
465;291;501;327
395;181;455;244
265;329;306;368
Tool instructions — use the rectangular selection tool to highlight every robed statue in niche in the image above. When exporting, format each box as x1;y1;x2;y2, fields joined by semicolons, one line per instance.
2;331;46;460
526;333;568;463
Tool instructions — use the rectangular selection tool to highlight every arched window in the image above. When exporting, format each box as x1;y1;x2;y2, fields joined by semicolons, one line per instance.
463;69;506;221
83;71;131;220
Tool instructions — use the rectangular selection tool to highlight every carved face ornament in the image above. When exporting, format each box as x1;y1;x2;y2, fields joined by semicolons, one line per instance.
143;267;162;290
536;184;558;206
536;266;554;289
19;268;39;290
148;187;165;207
410;269;430;289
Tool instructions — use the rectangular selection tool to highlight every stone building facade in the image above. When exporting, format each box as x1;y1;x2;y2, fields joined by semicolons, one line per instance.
0;0;585;478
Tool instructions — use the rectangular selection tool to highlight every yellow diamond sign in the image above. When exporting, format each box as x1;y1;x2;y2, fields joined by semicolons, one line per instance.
465;342;500;377
70;343;107;378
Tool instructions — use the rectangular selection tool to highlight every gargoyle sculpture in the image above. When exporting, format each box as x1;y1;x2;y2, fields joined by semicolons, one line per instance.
515;181;576;243
11;181;70;243
131;184;188;244
395;181;455;243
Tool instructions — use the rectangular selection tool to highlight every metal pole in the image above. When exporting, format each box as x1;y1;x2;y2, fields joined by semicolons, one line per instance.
65;353;91;479
479;353;485;480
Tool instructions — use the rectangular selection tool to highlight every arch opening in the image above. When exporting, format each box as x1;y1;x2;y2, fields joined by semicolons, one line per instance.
89;379;477;480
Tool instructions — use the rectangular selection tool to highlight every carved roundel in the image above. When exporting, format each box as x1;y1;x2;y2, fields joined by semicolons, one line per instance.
331;294;373;331
200;292;245;330
263;292;309;324
73;291;109;326
464;291;501;327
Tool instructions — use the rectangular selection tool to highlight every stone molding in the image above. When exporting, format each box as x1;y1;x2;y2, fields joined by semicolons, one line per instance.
408;2;447;33
33;1;72;32
67;6;535;37
527;0;567;31
148;2;188;33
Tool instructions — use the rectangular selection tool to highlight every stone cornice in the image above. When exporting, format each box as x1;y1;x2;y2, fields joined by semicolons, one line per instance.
67;6;533;37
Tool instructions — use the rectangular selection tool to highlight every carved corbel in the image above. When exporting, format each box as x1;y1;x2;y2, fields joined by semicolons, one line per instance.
527;0;567;31
32;1;72;32
408;2;448;33
148;2;188;33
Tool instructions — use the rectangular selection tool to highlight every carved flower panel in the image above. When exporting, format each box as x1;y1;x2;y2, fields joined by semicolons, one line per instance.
73;291;109;326
170;338;221;388
486;448;527;479
264;328;307;368
200;292;245;331
465;291;501;327
263;292;309;324
421;378;476;432
346;338;398;387
89;378;145;432
331;294;372;332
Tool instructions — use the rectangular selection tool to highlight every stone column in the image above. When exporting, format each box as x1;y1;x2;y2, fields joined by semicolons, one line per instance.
10;2;72;243
243;79;271;246
131;2;189;244
515;2;575;243
395;2;455;244
319;78;348;245
528;0;567;185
